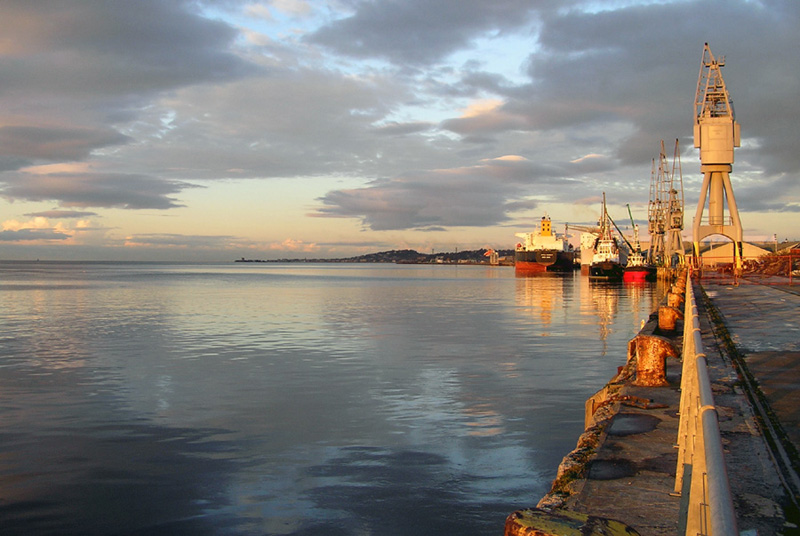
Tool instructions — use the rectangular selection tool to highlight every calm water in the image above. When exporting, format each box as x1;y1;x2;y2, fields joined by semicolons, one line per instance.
0;262;663;535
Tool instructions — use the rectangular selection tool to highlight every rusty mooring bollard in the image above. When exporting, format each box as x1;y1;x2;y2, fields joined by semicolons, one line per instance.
658;305;683;331
627;334;678;387
667;291;684;309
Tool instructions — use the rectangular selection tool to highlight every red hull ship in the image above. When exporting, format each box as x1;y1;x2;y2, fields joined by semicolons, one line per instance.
514;216;575;274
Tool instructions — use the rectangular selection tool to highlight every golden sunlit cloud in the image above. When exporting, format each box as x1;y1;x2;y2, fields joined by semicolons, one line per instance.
268;238;319;252
485;155;528;162
460;99;504;118
570;154;606;164
1;216;74;243
21;162;94;174
3;216;55;231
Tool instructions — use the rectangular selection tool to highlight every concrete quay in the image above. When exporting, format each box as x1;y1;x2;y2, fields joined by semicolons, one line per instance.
506;276;800;535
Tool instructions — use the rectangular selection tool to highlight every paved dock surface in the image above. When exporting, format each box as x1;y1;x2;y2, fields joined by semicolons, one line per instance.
702;277;800;459
701;276;800;531
532;276;800;535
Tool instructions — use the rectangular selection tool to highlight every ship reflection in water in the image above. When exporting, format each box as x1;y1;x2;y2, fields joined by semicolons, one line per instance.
0;262;663;536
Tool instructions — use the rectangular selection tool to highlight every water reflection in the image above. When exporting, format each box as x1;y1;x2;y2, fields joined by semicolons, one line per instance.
0;263;663;535
587;281;621;355
514;273;573;334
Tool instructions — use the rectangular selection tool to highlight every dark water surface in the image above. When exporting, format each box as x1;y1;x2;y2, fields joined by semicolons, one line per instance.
0;262;663;535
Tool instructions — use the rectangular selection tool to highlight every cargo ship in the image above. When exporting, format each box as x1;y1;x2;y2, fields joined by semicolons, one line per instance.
514;215;575;274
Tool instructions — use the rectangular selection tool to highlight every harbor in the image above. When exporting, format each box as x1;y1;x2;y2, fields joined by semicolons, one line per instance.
507;44;800;533
505;271;800;535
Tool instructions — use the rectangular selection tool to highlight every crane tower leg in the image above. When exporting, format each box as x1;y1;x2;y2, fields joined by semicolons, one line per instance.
692;164;743;272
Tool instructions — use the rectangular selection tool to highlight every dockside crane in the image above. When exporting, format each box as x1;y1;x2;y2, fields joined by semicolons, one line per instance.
648;145;667;265
665;139;685;266
692;43;743;270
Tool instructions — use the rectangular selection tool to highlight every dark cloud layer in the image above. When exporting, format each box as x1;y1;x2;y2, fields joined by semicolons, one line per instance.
0;126;130;165
24;210;99;219
2;172;199;210
0;228;70;242
316;157;585;230
307;0;555;65
0;0;256;99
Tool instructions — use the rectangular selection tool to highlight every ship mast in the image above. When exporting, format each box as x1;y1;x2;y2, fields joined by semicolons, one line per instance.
691;43;743;270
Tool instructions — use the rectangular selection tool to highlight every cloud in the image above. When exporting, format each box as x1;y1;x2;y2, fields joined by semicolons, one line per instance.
103;66;429;182
307;0;548;65
24;210;99;219
0;0;256;98
124;233;237;249
246;0;312;19
268;238;320;252
0;216;71;242
0;228;70;242
372;122;436;137
441;100;529;139
314;155;584;230
0;126;131;166
1;172;199;209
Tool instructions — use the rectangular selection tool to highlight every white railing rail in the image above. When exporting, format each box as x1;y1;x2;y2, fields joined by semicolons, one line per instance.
674;269;738;535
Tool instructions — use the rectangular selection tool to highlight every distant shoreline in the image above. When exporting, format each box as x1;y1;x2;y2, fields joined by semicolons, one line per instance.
235;248;515;265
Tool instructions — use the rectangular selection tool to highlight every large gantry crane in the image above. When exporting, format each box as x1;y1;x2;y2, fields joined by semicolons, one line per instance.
692;43;743;270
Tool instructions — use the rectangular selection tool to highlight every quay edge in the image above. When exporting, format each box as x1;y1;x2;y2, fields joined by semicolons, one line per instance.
505;269;794;535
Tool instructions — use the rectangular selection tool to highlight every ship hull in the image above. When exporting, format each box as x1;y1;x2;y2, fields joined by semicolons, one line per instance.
623;265;657;282
588;260;624;281
515;250;574;273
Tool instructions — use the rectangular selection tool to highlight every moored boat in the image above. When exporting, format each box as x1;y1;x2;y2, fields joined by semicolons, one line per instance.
515;215;575;274
589;194;624;281
623;250;657;282
622;207;657;282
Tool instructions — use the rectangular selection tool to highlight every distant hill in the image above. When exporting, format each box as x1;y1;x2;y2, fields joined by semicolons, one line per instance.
236;248;515;264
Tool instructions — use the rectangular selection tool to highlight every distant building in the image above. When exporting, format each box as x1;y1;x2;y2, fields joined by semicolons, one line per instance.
687;241;770;267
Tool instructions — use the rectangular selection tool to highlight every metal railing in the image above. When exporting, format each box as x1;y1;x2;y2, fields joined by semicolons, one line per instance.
674;269;738;535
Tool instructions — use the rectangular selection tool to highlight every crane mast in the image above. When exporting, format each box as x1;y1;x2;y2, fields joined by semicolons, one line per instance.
665;139;684;266
647;155;665;265
647;139;685;267
691;43;743;270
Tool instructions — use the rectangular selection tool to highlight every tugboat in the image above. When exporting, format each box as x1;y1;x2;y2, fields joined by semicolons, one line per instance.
623;245;656;282
622;205;657;282
589;194;624;281
515;215;575;274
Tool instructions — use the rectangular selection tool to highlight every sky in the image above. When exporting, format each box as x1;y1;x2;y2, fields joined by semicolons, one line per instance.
1;0;798;261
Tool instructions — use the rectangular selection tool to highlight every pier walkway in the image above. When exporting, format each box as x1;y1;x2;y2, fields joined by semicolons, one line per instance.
507;275;800;535
700;275;800;529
